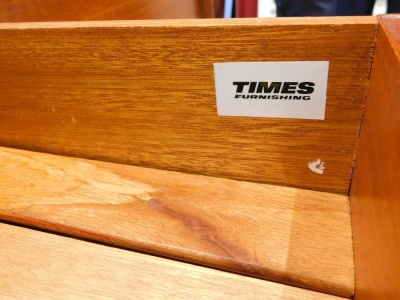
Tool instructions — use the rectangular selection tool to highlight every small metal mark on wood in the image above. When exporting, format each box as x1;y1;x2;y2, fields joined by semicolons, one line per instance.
308;159;325;175
136;194;152;202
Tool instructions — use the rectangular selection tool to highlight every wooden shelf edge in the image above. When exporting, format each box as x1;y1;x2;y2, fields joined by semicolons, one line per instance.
0;222;349;299
0;146;354;297
0;15;377;29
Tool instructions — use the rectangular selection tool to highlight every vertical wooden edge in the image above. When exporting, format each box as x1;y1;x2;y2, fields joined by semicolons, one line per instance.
347;17;379;197
201;0;216;18
378;14;400;52
213;0;224;18
350;14;400;300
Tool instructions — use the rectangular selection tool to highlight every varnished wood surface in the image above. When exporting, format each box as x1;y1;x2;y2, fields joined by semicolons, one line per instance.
0;147;354;297
0;0;212;22
350;15;400;300
0;17;377;194
0;222;347;300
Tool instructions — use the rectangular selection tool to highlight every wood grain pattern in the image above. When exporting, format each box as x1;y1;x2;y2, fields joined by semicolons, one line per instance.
0;0;212;22
0;17;377;194
0;222;347;300
350;15;400;300
0;147;354;297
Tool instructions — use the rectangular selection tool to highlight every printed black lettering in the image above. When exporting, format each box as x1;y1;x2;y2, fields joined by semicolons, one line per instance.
297;82;315;94
256;82;282;94
233;82;249;93
232;81;316;101
248;82;257;93
281;82;298;94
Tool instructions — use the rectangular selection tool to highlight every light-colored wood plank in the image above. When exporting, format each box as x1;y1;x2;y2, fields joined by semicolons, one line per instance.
0;147;354;297
0;17;377;194
0;222;346;300
350;15;400;300
0;0;212;22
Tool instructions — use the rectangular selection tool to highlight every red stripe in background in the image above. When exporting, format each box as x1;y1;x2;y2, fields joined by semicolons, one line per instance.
236;0;258;17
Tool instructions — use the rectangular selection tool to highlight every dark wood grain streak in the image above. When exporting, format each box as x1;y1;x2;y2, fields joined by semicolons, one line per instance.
351;15;400;300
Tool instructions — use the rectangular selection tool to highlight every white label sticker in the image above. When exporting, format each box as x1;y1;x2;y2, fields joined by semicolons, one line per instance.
213;61;329;120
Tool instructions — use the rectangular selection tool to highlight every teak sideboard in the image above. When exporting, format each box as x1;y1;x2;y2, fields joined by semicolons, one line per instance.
0;8;399;300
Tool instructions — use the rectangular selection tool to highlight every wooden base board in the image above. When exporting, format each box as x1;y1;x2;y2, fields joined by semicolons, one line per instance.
0;147;354;297
0;222;347;300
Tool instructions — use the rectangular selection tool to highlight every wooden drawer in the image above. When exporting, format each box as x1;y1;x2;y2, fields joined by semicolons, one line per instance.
0;13;398;300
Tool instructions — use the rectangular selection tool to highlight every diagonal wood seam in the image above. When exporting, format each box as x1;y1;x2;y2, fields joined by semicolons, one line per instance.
347;21;379;197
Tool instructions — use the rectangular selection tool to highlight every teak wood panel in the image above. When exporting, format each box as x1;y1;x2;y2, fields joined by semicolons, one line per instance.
0;17;377;194
0;223;348;300
0;147;354;297
350;15;400;300
0;0;213;22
